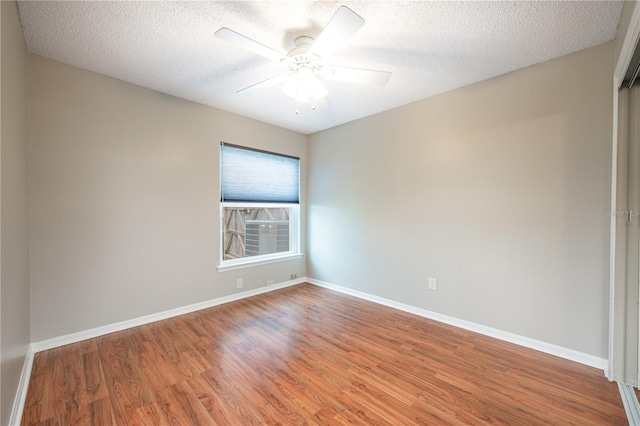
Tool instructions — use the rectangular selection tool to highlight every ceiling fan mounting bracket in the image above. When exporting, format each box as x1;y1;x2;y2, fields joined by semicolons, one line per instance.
293;35;314;47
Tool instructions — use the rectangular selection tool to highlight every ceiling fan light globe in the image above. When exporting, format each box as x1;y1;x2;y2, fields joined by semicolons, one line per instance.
282;76;327;103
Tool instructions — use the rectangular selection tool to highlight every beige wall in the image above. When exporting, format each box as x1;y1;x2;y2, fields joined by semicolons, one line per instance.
1;1;30;424
29;55;307;342
308;42;614;358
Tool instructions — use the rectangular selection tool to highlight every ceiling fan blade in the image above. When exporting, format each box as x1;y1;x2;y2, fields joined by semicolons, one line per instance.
322;66;391;86
308;6;365;60
236;72;293;96
215;28;286;62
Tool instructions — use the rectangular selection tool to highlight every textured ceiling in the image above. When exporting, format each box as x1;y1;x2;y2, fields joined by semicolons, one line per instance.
17;1;623;135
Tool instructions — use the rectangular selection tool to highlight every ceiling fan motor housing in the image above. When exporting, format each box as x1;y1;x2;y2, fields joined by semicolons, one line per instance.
285;36;322;72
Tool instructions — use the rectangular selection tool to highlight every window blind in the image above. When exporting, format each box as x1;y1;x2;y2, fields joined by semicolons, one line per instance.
220;143;300;203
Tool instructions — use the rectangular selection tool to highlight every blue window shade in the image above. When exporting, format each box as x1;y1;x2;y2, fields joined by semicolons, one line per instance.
220;144;300;203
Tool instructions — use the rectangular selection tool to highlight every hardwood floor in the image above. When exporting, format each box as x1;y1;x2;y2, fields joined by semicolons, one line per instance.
21;283;627;425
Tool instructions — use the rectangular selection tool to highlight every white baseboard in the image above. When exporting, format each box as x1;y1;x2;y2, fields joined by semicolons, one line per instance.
31;278;305;353
9;344;35;426
307;278;608;374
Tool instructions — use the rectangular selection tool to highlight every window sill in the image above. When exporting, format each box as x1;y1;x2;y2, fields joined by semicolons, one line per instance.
217;253;304;273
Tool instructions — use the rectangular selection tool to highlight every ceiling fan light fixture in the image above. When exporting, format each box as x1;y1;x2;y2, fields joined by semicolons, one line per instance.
282;68;327;105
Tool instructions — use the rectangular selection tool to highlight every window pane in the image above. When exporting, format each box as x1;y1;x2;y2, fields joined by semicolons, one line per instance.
223;207;291;260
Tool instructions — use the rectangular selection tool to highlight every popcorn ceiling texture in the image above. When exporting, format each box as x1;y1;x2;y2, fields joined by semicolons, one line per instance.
17;1;623;134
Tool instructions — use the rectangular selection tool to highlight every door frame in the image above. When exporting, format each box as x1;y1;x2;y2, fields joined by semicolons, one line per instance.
610;2;640;381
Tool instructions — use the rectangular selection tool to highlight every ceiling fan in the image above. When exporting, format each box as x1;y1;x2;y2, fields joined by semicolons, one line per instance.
214;5;391;112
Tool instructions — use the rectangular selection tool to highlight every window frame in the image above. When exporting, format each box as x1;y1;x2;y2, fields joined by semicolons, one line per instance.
218;142;302;272
218;202;301;272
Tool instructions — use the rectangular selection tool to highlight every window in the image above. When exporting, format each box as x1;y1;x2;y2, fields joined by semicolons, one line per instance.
219;143;301;270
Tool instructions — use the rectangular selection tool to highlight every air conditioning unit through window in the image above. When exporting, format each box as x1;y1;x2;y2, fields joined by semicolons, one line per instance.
245;220;290;256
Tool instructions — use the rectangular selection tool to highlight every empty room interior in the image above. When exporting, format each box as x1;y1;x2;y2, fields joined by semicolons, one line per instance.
4;0;640;424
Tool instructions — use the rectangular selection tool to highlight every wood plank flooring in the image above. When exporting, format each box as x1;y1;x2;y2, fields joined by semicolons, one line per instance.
21;283;627;425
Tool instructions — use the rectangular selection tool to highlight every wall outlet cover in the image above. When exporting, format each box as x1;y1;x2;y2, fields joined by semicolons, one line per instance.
428;277;437;290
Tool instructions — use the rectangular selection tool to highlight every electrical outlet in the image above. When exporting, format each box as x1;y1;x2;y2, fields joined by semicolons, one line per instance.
290;273;297;279
266;280;274;286
428;277;437;291
236;278;243;289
